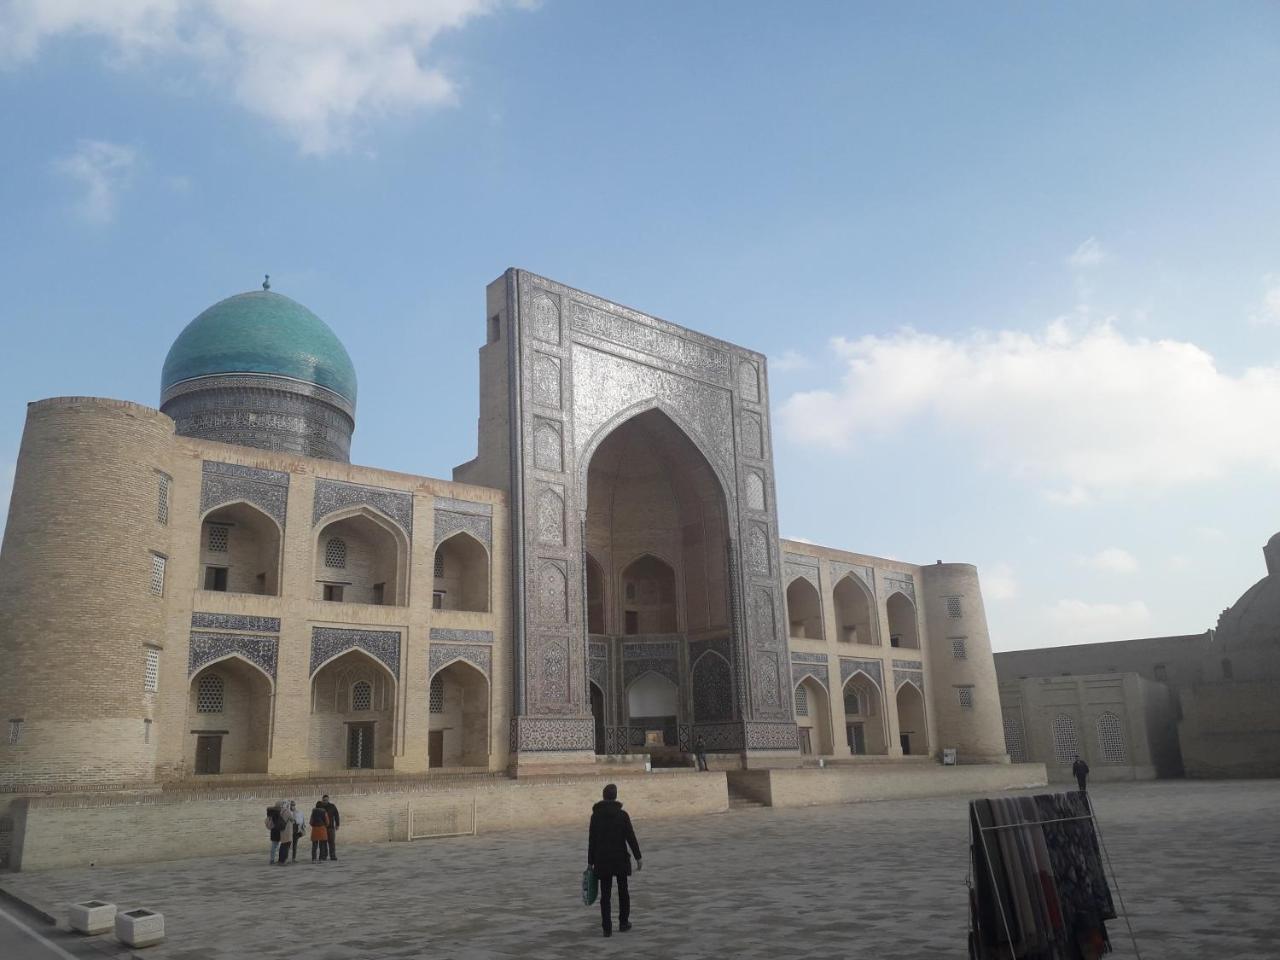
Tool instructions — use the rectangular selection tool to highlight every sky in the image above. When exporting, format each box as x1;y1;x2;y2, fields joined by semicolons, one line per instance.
1;1;1278;651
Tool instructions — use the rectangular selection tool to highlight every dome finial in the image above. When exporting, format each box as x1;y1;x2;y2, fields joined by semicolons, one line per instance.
262;273;271;291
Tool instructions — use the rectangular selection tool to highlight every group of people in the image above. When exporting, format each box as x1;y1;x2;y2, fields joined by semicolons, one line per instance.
265;794;341;864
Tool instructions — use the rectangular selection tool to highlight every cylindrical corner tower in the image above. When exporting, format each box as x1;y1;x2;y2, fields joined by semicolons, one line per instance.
0;398;175;786
159;285;357;462
920;562;1008;763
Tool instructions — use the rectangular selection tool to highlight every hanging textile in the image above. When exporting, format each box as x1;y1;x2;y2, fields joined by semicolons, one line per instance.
969;791;1115;960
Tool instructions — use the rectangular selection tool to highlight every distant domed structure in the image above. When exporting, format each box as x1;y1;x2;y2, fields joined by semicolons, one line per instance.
160;282;357;461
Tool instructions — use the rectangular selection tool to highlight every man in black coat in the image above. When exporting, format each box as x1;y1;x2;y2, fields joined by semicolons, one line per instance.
321;794;341;861
587;783;642;937
1071;755;1090;793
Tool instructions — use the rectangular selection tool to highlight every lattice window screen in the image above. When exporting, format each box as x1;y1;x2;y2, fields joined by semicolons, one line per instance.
1096;711;1127;764
143;649;160;692
434;553;445;578
1003;712;1027;762
429;674;444;713
197;674;224;713
957;685;974;710
794;684;809;717
157;474;170;525
946;596;963;618
149;554;166;596
207;524;229;553
7;720;22;745
351;681;372;712
951;637;968;659
843;690;862;716
1051;714;1080;764
325;537;347;568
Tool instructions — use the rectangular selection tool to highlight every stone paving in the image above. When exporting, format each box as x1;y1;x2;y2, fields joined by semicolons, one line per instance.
2;779;1278;959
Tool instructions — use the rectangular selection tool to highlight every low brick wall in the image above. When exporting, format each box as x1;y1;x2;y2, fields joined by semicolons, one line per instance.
762;762;1048;808
10;771;727;871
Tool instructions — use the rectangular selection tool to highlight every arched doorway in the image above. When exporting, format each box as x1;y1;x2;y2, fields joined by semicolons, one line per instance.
315;508;408;606
428;661;489;768
198;502;281;595
589;681;606;754
786;577;824;641
794;676;832;755
433;532;491;612
187;657;272;775
896;681;928;756
833;575;876;645
309;650;396;770
627;672;679;747
620;554;677;634
886;591;920;649
842;672;888;755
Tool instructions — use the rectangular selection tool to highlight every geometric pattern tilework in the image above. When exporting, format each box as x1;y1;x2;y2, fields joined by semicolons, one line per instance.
839;657;883;691
1052;714;1080;764
790;651;829;665
435;497;493;549
429;643;492;680
691;652;734;722
200;460;290;526
891;658;923;670
688;636;732;668
510;716;595;753
191;612;281;633
882;573;915;600
745;721;798;750
313;478;413;539
188;632;279;680
1003;710;1027;763
310;627;402;680
1096;711;1127;764
830;561;874;594
428;628;494;645
790;656;829;690
894;664;924;692
783;553;820;586
688;720;745;751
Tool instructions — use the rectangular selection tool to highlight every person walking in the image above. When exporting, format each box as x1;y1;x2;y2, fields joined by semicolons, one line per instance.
1072;754;1090;793
290;800;304;862
309;800;331;862
320;794;341;861
587;783;642;938
694;735;708;772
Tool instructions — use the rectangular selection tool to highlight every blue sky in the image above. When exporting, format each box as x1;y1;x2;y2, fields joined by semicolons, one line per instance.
2;1;1278;650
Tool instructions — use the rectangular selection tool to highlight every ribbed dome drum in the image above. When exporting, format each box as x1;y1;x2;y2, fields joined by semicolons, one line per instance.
160;287;358;461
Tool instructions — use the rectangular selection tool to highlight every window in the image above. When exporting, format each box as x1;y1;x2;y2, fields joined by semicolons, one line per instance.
1153;663;1168;682
207;524;229;553
325;537;347;569
323;584;344;603
149;553;167;597
197;674;224;713
156;473;171;525
1003;712;1027;763
951;637;968;660
430;674;444;713
204;566;228;591
7;719;22;745
434;554;445;578
432;591;444;610
945;596;963;618
1051;714;1080;764
794;684;809;717
143;649;160;692
1096;712;1127;764
1221;658;1233;680
372;582;385;606
144;719;152;744
351;681;372;712
624;610;639;635
844;690;862;716
957;686;975;710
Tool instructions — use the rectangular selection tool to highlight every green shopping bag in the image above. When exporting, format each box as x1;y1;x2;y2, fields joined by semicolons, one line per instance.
582;867;598;906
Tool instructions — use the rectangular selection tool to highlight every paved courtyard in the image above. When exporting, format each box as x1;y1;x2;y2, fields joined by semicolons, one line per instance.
2;779;1278;959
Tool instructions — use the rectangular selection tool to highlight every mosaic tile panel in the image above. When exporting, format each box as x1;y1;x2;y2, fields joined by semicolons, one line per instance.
429;643;492;680
310;627;401;679
588;655;609;692
623;639;680;659
745;720;799;751
529;291;562;344
839;657;884;690
434;508;492;549
313;478;413;538
428;628;493;645
535;485;565;545
830;561;875;593
784;553;820;586
883;573;915;600
894;665;924;692
531;353;562;408
745;470;766;512
188;633;278;680
571;300;732;385
199;460;289;526
434;497;493;517
543;642;569;702
737;358;760;402
688;636;732;667
191;612;280;633
623;656;680;688
511;716;595;752
690;721;746;751
790;660;829;690
790;651;829;665
691;651;734;721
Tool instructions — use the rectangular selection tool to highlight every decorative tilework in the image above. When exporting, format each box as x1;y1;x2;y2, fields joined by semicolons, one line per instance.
429;643;492;680
737;358;760;402
689;636;732;667
894;666;924;692
790;659;829;690
531;353;562;408
533;418;563;471
745;470;766;512
310;627;401;679
691;721;745;751
428;628;493;645
623;640;679;659
192;612;280;633
511;716;594;752
537;560;568;621
892;658;923;669
588;655;608;692
784;553;820;586
691;651;733;721
434;497;492;516
571;301;732;385
883;574;915;601
830;561;875;594
200;460;289;526
790;652;829;665
529;291;561;344
839;657;883;690
543;642;569;701
313;478;413;539
745;721;798;750
753;651;782;710
740;411;764;459
188;632;278;680
623;656;679;688
748;523;772;575
434;502;492;549
535;485;565;545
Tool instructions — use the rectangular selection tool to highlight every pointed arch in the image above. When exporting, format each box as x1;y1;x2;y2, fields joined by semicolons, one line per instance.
314;504;410;606
589;678;607;755
620;553;678;634
428;659;490;768
794;675;833;755
833;573;877;645
886;590;920;650
187;657;273;774
841;669;888;755
192;651;276;690
198;499;283;596
895;681;929;756
309;647;397;771
433;530;491;612
691;649;734;722
785;576;824;641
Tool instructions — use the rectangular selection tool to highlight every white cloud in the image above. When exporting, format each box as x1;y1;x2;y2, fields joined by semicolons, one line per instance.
1077;547;1139;574
1247;275;1280;326
1067;237;1106;269
1;1;529;153
779;320;1280;501
52;139;138;223
982;562;1017;601
772;349;811;373
1045;598;1151;645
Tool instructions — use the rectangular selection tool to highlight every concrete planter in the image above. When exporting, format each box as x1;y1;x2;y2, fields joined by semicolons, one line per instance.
68;900;116;935
115;908;165;948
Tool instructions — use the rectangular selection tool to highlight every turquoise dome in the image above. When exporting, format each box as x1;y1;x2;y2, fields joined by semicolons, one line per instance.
161;290;357;407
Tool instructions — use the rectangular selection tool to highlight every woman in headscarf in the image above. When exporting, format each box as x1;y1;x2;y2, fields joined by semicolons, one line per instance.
271;800;292;864
309;799;331;862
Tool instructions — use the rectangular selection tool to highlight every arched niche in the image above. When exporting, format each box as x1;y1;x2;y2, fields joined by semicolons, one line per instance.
187;656;273;775
887;591;920;649
794;675;832;756
198;501;282;596
895;681;928;756
620;554;677;634
314;507;409;606
428;660;489;768
842;672;887;755
786;577;824;641
433;532;491;613
309;649;396;770
833;575;876;645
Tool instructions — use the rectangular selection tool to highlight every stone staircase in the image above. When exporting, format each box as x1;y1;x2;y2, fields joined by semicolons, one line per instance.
726;779;767;811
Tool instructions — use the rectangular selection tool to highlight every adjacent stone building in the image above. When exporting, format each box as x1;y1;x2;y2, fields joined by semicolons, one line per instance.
0;270;1009;791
